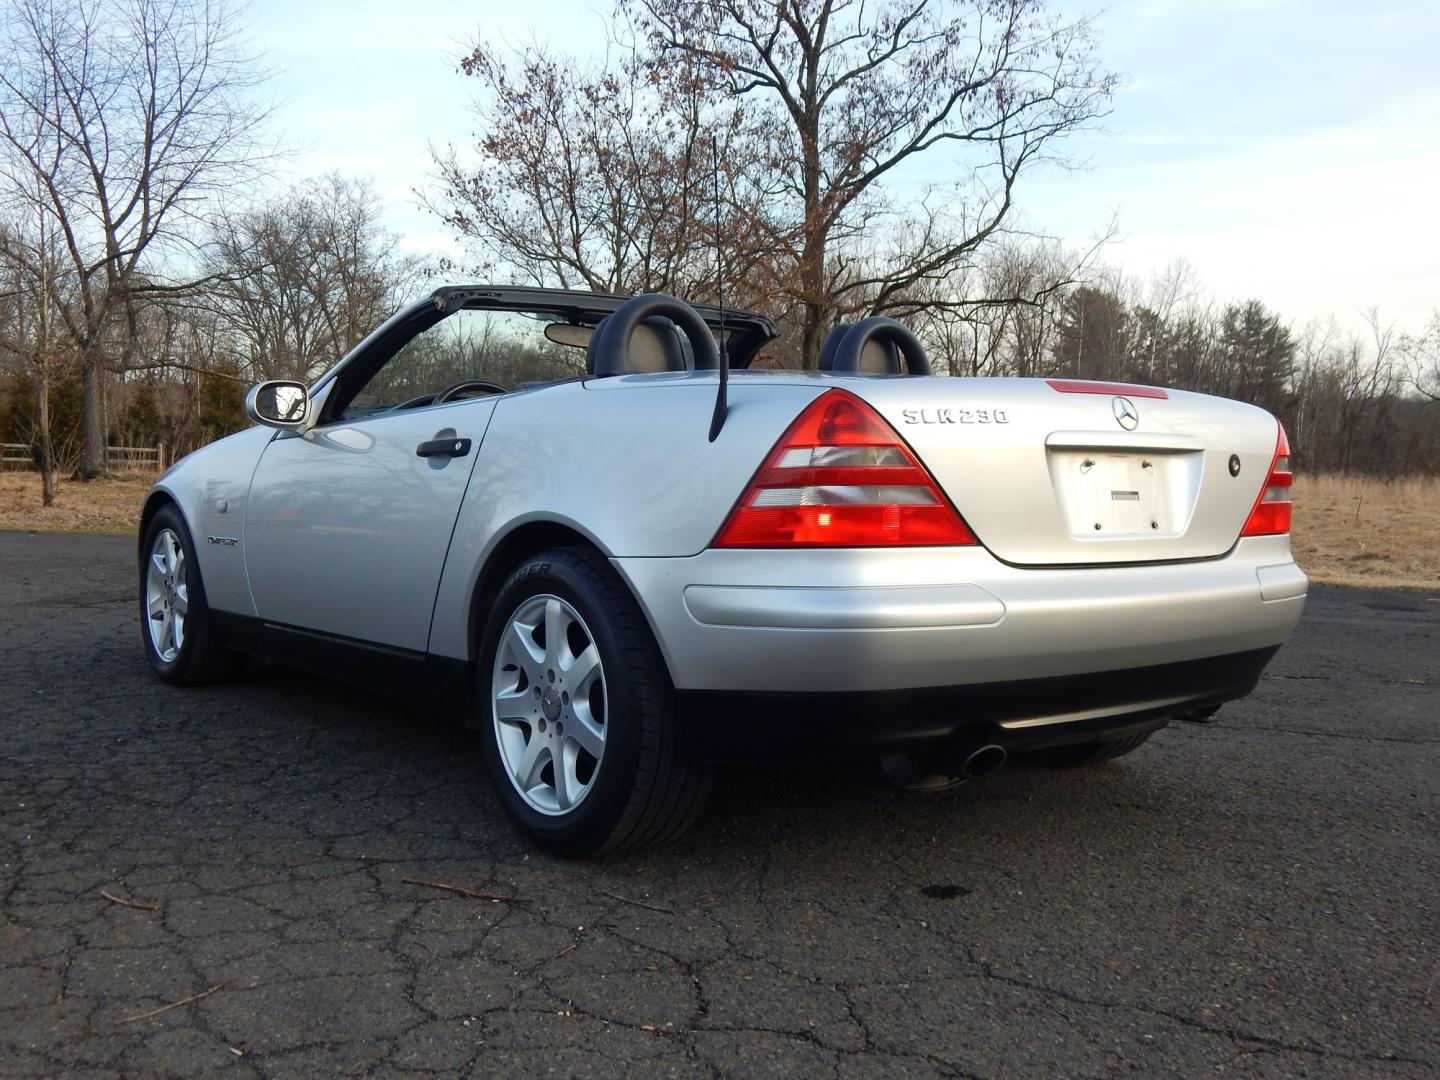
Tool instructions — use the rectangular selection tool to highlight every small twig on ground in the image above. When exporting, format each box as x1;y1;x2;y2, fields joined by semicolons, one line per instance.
602;891;676;915
401;878;532;904
112;981;231;1026
101;889;160;913
548;942;579;961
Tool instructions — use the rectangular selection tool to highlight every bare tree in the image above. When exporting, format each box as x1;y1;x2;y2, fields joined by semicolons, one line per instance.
209;175;412;383
630;0;1116;365
1404;311;1440;403
904;235;1099;377
428;39;784;309
1327;309;1399;474
0;208;68;502
1128;257;1202;385
0;0;271;477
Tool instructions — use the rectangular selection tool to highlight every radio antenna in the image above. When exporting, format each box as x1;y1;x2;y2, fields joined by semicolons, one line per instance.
707;134;729;442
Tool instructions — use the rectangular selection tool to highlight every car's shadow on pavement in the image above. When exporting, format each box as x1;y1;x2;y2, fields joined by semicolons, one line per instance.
223;658;1194;873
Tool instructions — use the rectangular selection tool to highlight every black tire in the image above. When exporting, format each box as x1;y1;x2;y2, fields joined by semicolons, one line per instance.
477;547;713;857
1025;730;1155;769
139;504;246;685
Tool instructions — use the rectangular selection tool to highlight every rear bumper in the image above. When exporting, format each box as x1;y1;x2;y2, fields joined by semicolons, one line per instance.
612;535;1306;695
678;646;1276;760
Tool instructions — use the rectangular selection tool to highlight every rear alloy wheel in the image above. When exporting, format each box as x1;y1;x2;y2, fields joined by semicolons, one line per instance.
491;593;608;816
139;505;245;685
479;548;712;856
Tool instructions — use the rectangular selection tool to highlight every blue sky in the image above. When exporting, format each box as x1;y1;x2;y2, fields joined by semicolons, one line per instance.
248;0;1440;333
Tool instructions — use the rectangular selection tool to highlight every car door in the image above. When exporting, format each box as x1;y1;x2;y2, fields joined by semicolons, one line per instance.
243;398;496;652
240;303;553;653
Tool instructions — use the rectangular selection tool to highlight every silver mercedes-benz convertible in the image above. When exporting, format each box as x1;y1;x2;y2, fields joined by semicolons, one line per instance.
138;287;1306;855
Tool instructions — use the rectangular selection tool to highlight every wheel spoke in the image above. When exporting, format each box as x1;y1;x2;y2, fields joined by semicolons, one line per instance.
515;735;549;792
564;643;600;691
173;584;188;615
150;552;168;582
567;714;605;759
494;687;532;723
171;611;185;651
148;593;166;619
506;619;545;668
553;742;577;810
543;598;566;664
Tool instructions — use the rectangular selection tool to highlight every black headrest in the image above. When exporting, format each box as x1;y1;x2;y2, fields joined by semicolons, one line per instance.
828;317;928;375
818;324;851;370
585;316;610;375
586;315;691;376
818;322;902;373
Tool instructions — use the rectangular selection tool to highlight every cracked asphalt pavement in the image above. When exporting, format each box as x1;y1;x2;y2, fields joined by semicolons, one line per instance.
1;531;1437;1078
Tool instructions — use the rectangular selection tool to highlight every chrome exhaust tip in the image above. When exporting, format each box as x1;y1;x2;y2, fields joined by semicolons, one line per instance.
879;738;1009;792
961;743;1007;780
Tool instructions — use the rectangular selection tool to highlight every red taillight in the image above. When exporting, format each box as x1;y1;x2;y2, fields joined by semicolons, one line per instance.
1240;423;1293;536
713;389;977;547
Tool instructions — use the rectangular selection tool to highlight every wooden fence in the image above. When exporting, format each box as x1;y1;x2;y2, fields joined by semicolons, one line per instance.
1;442;165;474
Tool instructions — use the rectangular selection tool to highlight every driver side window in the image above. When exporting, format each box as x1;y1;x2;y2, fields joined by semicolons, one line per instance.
340;308;585;420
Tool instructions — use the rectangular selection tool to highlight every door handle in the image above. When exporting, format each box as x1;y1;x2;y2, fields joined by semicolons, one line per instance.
416;437;472;459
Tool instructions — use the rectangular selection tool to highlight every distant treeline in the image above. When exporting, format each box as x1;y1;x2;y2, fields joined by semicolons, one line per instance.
907;276;1439;476
2;258;1436;477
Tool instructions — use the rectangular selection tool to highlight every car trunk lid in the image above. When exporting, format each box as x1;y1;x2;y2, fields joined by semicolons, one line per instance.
836;376;1281;565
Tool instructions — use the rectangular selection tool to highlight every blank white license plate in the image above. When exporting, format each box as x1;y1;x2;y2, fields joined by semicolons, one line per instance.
1047;450;1198;538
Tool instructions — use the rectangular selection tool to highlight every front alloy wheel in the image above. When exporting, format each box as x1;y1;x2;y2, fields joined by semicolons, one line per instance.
138;504;245;685
145;528;189;663
492;594;608;815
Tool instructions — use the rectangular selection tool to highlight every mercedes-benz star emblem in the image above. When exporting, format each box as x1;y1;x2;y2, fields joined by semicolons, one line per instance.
1112;395;1139;430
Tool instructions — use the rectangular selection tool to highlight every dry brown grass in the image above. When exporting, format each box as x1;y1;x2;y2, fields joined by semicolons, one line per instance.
0;470;151;535
1;468;1436;590
1290;474;1440;591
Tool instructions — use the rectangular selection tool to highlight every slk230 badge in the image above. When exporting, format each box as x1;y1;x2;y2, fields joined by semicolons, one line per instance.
901;407;1009;425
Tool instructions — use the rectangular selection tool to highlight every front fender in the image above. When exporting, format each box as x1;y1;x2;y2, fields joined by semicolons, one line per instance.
139;426;273;617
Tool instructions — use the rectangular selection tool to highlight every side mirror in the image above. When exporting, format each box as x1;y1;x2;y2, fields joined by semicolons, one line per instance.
245;381;310;430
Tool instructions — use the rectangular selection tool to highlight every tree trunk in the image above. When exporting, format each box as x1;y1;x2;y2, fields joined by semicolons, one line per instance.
78;356;107;480
35;369;55;506
797;219;828;368
800;302;823;371
798;94;825;369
